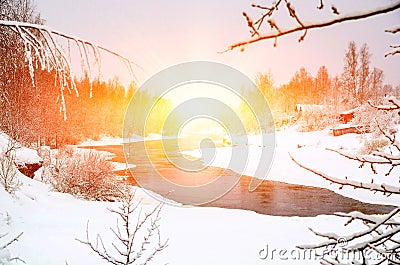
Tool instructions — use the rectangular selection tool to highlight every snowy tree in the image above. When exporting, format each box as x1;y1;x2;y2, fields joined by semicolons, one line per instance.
0;19;134;119
341;42;384;107
290;98;400;264
369;67;385;102
314;65;331;104
0;0;135;146
341;41;358;106
226;1;400;56
357;43;371;104
0;0;43;143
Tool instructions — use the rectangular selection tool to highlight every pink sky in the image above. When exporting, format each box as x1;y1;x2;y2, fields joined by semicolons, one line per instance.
35;0;400;87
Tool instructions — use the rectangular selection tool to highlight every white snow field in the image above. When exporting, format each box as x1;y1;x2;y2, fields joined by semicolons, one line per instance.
0;128;398;264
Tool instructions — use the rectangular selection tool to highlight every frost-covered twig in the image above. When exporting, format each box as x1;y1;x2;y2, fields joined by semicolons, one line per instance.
225;1;400;52
297;208;400;264
384;25;400;56
325;148;400;177
289;153;400;195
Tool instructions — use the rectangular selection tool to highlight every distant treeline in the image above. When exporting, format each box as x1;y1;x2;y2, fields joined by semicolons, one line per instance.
254;42;400;115
0;0;141;147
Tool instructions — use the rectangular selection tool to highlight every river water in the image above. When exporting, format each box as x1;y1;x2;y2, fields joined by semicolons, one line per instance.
82;137;395;217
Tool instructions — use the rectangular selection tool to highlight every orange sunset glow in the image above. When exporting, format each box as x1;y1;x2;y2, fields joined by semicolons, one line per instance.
1;1;400;264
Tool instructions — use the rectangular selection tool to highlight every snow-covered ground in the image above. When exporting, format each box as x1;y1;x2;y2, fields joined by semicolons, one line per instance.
0;171;373;265
1;128;398;264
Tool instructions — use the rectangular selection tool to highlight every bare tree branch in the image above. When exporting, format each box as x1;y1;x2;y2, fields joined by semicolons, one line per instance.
225;2;400;52
386;26;400;34
0;232;25;264
0;232;23;250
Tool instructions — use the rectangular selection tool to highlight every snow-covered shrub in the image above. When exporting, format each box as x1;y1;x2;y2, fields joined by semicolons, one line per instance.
297;108;339;132
353;100;400;137
359;136;390;155
77;187;168;265
353;99;400;154
48;147;119;201
0;155;21;195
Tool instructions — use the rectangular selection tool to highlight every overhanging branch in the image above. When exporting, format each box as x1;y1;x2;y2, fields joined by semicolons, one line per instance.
0;20;136;119
225;2;400;52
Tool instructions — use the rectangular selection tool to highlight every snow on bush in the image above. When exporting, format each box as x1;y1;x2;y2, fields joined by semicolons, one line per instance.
296;108;339;132
0;133;42;166
353;99;400;154
358;136;390;155
0;136;23;194
0;155;21;195
46;146;120;201
353;100;400;137
77;187;168;265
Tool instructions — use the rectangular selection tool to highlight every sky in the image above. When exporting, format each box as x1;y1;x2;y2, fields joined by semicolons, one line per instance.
34;0;400;88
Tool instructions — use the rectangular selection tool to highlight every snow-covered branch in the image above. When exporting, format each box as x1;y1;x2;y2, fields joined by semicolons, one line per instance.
0;232;24;264
225;1;400;53
290;153;400;195
0;20;135;118
385;26;400;56
297;208;400;264
325;148;400;177
386;26;400;34
368;97;400;111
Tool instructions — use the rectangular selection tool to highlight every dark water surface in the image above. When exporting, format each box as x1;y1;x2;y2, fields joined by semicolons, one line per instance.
81;138;395;217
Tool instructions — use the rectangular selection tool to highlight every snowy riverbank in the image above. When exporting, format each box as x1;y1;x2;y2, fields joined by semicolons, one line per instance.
1;128;398;264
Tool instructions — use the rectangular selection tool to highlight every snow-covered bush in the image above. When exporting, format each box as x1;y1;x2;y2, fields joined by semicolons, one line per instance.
77;187;168;265
48;147;119;201
0;139;22;194
358;136;390;155
353;99;400;154
297;108;339;132
353;100;400;137
0;155;21;195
